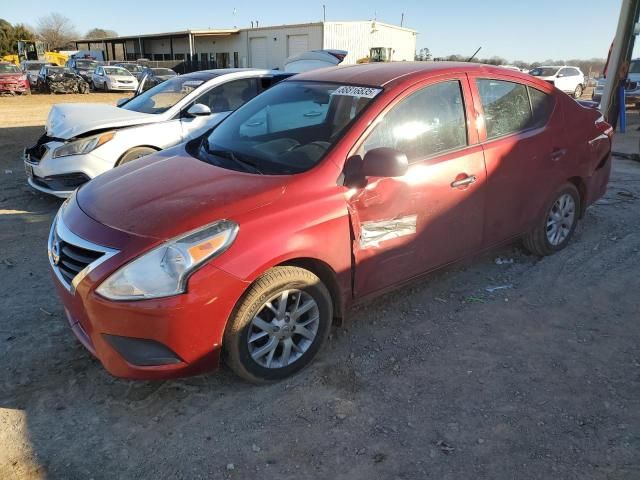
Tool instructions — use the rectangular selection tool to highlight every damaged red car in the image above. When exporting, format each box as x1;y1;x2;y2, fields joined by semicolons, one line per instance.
49;62;613;382
0;62;30;95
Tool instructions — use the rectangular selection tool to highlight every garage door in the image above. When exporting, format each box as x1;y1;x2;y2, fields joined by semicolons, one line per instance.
250;37;267;68
287;34;309;57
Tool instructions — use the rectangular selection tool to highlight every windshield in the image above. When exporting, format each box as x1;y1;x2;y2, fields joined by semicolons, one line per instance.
529;67;559;77
104;67;132;76
76;60;98;69
196;81;381;175
153;68;176;76
121;75;206;114
25;63;44;71
47;67;64;74
0;64;20;74
629;60;640;74
119;64;143;73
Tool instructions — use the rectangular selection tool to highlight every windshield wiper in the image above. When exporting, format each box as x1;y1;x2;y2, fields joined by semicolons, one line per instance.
203;142;264;175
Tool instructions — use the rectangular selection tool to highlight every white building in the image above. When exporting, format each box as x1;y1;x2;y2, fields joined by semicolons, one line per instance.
75;21;417;69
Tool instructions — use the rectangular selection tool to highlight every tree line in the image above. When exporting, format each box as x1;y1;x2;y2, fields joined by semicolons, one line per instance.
417;49;606;76
0;13;117;55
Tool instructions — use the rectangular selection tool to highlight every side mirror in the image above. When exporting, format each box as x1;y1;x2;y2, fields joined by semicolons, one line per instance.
116;98;129;107
361;147;408;178
186;103;212;116
556;73;564;78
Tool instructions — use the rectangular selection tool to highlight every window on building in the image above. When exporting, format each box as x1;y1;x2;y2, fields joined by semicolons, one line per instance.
361;80;468;163
234;52;239;68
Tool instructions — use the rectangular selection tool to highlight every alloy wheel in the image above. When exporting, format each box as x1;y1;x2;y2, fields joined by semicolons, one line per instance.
546;193;576;246
247;289;319;369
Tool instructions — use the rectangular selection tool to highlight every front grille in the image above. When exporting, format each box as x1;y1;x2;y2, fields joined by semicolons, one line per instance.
56;239;104;285
32;172;90;191
25;133;56;163
49;215;117;292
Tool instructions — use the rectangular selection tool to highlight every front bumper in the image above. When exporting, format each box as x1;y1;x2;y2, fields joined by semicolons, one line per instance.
23;142;113;197
50;205;249;379
0;81;29;93
107;82;137;91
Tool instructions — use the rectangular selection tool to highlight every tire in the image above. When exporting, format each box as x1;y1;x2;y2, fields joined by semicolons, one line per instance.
573;84;583;99
102;80;108;92
117;147;157;165
89;81;95;91
523;183;581;256
223;266;333;383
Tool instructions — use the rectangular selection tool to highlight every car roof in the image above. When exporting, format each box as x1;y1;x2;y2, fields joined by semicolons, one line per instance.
180;68;279;81
290;61;544;88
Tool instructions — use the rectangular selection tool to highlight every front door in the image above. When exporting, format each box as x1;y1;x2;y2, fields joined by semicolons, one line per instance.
346;77;486;297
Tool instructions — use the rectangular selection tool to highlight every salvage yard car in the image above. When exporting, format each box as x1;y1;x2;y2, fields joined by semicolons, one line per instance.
529;65;585;98
47;62;613;382
25;69;291;197
21;60;53;89
136;67;178;93
91;65;139;91
0;61;30;95
36;65;89;94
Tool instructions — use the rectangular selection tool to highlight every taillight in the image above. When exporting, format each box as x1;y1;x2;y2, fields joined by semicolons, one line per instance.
596;115;614;138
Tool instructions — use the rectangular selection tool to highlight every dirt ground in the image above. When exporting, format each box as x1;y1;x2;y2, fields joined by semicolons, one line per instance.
0;93;639;480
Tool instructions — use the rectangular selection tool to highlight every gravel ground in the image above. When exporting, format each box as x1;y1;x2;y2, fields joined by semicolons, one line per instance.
0;94;639;480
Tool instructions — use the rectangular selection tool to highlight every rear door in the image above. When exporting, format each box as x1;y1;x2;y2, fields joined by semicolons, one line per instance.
346;76;487;297
469;76;563;247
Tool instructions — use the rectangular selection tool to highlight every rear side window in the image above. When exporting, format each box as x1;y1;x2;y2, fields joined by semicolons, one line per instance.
362;80;467;163
528;87;554;129
476;79;532;139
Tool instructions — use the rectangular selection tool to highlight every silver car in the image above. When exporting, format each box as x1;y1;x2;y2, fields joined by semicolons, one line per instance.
91;65;139;91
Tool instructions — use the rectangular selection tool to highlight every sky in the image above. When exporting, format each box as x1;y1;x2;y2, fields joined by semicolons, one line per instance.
1;0;623;62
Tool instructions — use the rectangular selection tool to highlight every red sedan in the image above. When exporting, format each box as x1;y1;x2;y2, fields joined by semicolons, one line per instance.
0;62;30;95
49;62;613;382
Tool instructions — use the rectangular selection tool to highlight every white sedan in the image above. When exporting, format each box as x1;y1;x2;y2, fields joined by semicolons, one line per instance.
24;69;291;197
91;65;139;92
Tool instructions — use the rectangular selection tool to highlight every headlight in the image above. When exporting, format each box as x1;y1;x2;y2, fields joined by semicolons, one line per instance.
96;220;239;300
52;131;115;158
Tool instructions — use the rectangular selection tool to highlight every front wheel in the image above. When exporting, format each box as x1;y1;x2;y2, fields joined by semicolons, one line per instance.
523;183;580;256
573;84;583;99
224;266;333;383
117;147;157;165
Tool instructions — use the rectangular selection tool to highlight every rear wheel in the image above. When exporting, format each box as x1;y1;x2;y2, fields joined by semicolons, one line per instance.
224;266;333;383
117;147;157;165
102;80;108;92
573;84;583;99
523;183;580;256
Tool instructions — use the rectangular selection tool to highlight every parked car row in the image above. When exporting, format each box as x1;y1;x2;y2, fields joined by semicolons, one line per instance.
25;59;613;383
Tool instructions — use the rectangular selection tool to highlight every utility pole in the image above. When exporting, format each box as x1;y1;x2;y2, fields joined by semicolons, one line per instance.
323;5;326;22
401;13;404;27
600;0;640;128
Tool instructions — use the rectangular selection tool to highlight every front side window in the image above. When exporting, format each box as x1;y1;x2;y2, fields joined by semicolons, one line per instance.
195;81;381;175
476;79;532;139
361;80;468;163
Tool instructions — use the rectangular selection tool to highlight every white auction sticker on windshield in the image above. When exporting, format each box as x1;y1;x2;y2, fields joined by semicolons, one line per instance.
182;80;204;87
332;85;381;98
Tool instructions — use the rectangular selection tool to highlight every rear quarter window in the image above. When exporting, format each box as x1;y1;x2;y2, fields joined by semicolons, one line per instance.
528;87;555;129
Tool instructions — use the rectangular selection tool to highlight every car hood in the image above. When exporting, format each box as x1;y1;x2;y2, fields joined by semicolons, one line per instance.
76;146;287;240
46;103;157;139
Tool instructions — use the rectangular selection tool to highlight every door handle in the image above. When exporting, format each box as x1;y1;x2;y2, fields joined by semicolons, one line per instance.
550;148;567;161
451;175;477;188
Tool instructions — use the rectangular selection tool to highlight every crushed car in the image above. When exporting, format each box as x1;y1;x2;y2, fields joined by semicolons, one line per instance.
0;61;30;95
37;65;90;94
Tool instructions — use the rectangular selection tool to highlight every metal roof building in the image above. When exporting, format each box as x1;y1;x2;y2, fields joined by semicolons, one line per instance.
74;21;417;70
